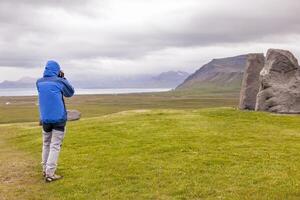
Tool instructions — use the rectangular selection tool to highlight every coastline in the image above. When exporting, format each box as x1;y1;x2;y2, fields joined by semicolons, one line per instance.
0;88;172;97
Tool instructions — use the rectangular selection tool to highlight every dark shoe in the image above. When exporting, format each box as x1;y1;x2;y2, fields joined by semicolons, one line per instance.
45;174;63;183
43;171;46;177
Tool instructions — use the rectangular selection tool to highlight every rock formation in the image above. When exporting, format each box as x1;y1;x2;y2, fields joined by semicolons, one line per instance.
255;49;300;113
67;110;81;121
239;53;265;110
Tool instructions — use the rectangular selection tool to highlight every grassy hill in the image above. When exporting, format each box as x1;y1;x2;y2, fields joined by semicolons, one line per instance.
1;108;300;199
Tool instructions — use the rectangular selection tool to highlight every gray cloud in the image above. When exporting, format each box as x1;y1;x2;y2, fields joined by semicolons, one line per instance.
0;0;300;80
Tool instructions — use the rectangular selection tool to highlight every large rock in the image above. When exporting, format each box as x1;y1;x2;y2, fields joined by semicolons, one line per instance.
239;53;265;110
67;110;81;121
255;49;300;113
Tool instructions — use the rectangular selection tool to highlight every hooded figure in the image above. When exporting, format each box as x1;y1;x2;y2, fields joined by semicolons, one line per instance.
36;60;74;182
37;60;74;123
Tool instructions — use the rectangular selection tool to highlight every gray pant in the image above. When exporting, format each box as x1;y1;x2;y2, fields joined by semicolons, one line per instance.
42;129;65;177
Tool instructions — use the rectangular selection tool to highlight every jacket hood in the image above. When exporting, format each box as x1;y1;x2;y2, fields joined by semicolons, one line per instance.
43;60;61;77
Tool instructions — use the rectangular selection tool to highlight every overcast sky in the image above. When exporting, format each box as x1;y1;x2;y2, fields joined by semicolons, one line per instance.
0;0;300;81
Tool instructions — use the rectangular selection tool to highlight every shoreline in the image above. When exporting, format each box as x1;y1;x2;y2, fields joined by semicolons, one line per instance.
0;88;172;97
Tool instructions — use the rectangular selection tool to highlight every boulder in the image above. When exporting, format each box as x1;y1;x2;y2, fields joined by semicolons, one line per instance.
255;49;300;113
67;110;81;121
239;53;265;110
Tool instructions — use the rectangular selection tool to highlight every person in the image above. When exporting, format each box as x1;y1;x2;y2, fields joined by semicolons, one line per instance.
36;60;75;182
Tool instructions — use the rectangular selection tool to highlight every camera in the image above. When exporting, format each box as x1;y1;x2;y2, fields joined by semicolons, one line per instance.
58;71;65;78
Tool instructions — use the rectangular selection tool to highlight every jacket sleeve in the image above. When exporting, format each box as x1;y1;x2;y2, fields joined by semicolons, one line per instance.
36;80;40;92
59;78;75;97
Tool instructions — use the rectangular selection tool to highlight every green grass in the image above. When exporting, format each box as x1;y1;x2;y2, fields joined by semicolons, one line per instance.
1;108;300;199
0;91;239;124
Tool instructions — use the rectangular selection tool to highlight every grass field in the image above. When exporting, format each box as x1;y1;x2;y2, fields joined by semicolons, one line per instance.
1;92;300;199
0;90;239;124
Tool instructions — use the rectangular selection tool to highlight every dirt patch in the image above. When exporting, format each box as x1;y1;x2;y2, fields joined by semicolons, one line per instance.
0;131;50;200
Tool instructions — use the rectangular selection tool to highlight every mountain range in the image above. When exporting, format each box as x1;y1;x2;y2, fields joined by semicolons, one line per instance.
0;71;189;89
176;55;248;91
0;77;37;89
0;54;253;92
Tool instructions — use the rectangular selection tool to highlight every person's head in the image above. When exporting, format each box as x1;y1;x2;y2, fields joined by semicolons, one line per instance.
43;60;62;77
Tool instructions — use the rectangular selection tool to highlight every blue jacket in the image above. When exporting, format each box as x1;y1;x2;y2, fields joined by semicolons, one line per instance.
36;61;75;124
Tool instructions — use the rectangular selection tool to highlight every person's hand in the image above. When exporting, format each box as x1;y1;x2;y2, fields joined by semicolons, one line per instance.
58;71;65;78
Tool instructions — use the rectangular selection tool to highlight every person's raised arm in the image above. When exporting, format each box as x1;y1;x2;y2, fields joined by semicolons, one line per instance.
59;78;75;97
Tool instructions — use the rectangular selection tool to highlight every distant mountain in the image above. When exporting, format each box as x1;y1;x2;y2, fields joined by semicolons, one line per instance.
150;71;190;87
0;77;36;88
73;71;189;89
176;55;248;91
0;71;189;89
153;71;189;82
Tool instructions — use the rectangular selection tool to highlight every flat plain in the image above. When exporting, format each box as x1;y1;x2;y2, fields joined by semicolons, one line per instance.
1;91;300;200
